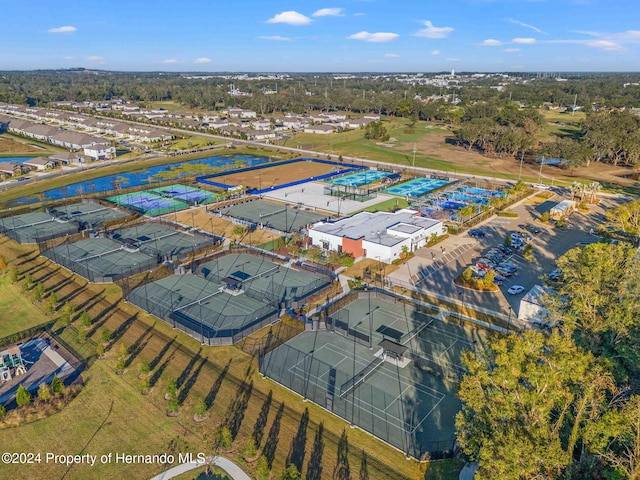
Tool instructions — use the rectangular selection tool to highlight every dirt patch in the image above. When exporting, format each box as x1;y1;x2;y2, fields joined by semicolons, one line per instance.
214;160;346;190
166;205;280;246
0;136;44;154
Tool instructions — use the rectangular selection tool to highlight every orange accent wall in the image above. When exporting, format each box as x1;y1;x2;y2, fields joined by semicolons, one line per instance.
342;237;365;258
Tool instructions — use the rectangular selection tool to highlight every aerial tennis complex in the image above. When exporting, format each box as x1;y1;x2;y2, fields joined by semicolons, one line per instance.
260;290;491;459
107;184;219;216
0;200;131;244
126;252;333;345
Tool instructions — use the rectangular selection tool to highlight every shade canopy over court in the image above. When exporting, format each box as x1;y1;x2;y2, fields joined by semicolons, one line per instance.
260;291;491;459
0;200;130;244
211;199;330;233
382;177;451;198
127;253;333;345
110;223;216;262
42;237;157;283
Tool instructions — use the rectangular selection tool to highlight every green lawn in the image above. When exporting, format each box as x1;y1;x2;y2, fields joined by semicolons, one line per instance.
0;273;52;338
171;136;223;150
354;197;410;214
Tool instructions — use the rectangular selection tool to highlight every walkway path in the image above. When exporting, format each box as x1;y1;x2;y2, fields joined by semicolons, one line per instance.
149;455;251;480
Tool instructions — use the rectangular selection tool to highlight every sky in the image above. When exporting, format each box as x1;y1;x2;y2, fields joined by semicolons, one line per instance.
1;0;639;72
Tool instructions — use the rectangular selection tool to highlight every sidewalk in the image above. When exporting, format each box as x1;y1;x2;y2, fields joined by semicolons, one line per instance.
149;455;251;480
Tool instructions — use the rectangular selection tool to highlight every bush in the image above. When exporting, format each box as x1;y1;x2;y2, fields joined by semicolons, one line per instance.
166;377;177;397
241;436;257;458
16;384;31;407
540;211;550;223
77;328;87;344
79;311;91;328
139;358;150;376
462;267;473;282
167;394;179;414
484;270;495;286
282;464;302;480
32;283;43;302
218;425;233;450
37;382;51;402
194;397;207;418
255;455;270;480
100;328;112;345
51;375;64;394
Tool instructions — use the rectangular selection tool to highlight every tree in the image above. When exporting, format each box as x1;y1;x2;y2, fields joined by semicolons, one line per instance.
503;235;512;247
585;395;640;480
194;397;207;418
241;436;257;458
456;330;614;480
522;244;534;261
166;377;177;398
540;211;550;223
586;181;602;204
37;382;51;402
255;455;270;480
101;328;112;345
139;358;150;377
282;464;301;480
217;425;233;450
363;121;389;141
462;267;473;282
77;327;87;344
606;200;640;237
483;269;495;286
167;394;179;415
32;283;43;302
79;310;91;328
48;291;58;307
50;375;64;394
16;384;31;407
59;302;74;325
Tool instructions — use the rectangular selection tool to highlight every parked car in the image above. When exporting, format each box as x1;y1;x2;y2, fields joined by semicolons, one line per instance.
494;267;513;277
476;261;494;271
523;224;542;234
519;232;532;242
507;285;525;295
549;268;563;281
494;275;506;285
497;245;513;255
468;229;486;238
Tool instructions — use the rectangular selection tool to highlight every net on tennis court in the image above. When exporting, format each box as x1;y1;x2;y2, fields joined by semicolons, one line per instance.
339;356;385;398
259;207;287;220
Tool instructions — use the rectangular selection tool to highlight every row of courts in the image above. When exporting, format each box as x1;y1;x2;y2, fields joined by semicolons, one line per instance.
0;200;131;244
260;292;491;459
126;253;333;345
210;198;330;233
107;184;219;216
42;223;217;283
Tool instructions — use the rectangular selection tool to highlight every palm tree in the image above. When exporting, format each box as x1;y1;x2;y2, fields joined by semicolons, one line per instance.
570;182;586;202
587;181;602;204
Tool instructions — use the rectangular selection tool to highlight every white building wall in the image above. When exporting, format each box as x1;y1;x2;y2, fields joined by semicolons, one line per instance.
308;229;342;251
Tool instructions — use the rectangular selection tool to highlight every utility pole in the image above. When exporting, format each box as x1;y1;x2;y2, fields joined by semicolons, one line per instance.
412;144;417;170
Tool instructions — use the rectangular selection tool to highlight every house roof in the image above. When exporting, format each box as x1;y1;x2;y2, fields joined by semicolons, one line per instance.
23;157;56;166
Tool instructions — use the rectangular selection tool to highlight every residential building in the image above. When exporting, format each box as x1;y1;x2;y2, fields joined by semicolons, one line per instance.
84;143;116;160
23;158;59;170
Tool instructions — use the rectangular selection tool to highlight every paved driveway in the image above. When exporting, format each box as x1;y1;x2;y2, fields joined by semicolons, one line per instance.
388;193;626;320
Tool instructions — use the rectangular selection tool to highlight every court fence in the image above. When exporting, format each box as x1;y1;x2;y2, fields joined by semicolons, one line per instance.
259;341;456;460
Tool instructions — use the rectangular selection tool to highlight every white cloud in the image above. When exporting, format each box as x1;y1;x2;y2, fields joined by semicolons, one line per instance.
585;40;625;51
267;11;312;26
512;37;537;44
194;57;211;64
384;53;399;58
48;26;77;33
313;8;344;17
86;56;103;61
507;18;546;34
161;59;178;64
258;35;292;41
431;49;441;55
481;39;503;46
347;31;399;43
503;48;521;52
415;20;453;39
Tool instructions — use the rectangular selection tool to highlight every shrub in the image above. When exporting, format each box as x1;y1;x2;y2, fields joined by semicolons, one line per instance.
282;464;302;480
255;455;270;480
241;436;257;458
51;375;64;394
77;328;87;344
194;397;207;418
462;267;473;282
503;235;512;247
166;377;177;397
218;425;233;450
167;394;179;414
139;358;150;376
32;283;43;302
484;270;495;286
96;344;105;357
16;384;31;407
540;211;550;222
48;291;58;306
79;311;91;328
37;382;52;402
100;328;112;344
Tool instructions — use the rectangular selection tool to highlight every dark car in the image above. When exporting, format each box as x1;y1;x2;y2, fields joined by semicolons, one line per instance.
468;229;486;238
497;245;513;255
524;224;542;234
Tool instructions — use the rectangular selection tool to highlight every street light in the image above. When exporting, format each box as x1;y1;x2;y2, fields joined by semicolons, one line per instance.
351;320;363;427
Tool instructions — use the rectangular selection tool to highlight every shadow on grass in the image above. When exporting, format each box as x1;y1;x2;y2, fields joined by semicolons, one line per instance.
122;322;155;368
287;407;309;472
262;402;285;468
177;348;203;389
224;379;254;440
305;422;324;480
360;449;369;480
150;335;177;370
178;357;207;405
109;313;137;346
252;390;273;448
205;360;230;410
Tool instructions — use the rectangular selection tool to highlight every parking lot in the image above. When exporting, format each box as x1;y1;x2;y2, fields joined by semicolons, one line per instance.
387;191;626;323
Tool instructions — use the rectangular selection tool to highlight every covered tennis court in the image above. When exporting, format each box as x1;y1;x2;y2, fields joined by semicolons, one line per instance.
212;199;329;233
260;293;490;459
42;237;157;283
150;184;219;206
107;191;187;216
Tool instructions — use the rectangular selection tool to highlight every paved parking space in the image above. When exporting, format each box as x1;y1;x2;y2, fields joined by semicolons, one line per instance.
388;193;626;321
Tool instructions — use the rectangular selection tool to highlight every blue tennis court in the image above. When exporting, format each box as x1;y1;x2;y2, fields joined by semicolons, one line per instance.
330;170;399;187
107;192;187;216
382;177;450;198
434;200;466;210
446;192;488;204
151;184;218;205
460;187;507;198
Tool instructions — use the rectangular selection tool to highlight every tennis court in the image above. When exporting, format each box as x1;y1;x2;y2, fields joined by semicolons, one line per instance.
150;184;219;206
110;223;215;261
260;293;490;459
382;177;451;198
196;253;331;304
42;237;157;283
212;199;329;233
127;252;332;344
0;201;131;244
445;192;488;205
329;170;400;188
460;186;507;198
107;191;187;216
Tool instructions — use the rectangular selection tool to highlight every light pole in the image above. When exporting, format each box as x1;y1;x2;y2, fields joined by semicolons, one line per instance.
518;150;525;181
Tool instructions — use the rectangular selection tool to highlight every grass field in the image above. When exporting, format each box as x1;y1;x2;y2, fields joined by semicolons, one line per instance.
171;136;224;150
0;269;53;338
354;197;410;214
0;238;452;480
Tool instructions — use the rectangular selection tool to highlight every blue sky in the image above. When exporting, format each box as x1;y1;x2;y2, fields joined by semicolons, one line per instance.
1;0;639;72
